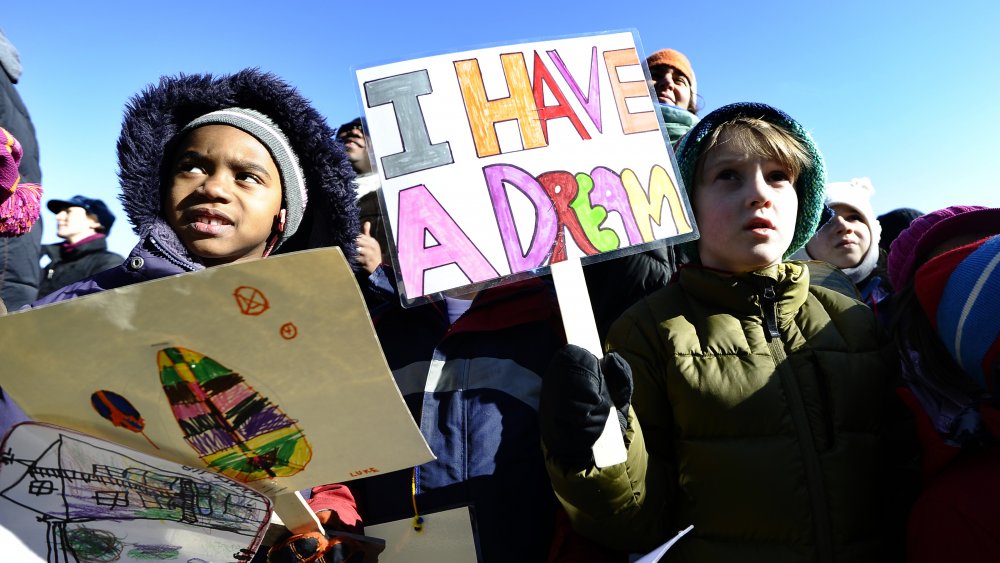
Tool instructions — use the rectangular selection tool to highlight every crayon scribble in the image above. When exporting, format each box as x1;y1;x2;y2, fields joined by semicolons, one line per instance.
91;390;160;449
158;347;312;482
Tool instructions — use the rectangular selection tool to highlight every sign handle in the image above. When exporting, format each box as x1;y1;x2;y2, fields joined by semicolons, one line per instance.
272;490;325;536
550;258;627;467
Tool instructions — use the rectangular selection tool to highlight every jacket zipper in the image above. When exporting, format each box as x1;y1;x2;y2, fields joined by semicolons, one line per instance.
760;278;834;563
762;284;780;339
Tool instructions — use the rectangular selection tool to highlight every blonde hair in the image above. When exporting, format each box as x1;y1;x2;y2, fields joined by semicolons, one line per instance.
694;117;810;185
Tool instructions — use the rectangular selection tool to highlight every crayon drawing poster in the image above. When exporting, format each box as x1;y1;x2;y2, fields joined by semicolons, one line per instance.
0;248;434;498
0;422;270;563
357;31;697;305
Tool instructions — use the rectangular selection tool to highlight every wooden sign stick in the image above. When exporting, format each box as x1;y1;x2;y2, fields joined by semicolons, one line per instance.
550;257;628;468
271;491;326;536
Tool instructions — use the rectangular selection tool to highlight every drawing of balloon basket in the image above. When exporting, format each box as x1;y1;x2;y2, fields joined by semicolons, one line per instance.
0;423;270;563
157;347;312;483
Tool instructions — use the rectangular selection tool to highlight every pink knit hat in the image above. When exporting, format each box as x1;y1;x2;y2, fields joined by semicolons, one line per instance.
0;126;42;236
887;205;1000;290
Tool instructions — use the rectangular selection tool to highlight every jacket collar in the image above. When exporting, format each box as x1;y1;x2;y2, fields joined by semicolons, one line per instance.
58;233;107;257
142;219;204;273
679;262;810;321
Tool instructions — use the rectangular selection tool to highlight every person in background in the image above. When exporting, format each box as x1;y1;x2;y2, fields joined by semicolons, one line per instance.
885;205;1000;563
541;103;916;562
646;48;699;144
0;125;42;459
0;125;42;312
0;29;43;309
878;207;923;254
38;195;123;298
336;116;398;309
793;177;891;307
338;117;389;270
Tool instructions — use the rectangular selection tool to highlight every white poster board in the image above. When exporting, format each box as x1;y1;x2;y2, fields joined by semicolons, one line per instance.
356;31;696;305
365;506;479;563
0;422;270;563
0;248;433;499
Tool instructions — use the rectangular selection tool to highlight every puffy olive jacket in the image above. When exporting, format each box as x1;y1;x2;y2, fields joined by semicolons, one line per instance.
547;262;901;563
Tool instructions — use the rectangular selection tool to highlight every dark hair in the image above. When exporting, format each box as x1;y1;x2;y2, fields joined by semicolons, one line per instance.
87;212;107;234
878;207;923;252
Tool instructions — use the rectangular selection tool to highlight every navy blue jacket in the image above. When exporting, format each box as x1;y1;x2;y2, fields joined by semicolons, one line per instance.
335;279;565;563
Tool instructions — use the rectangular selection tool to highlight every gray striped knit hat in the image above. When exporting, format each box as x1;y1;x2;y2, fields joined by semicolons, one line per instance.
179;107;308;252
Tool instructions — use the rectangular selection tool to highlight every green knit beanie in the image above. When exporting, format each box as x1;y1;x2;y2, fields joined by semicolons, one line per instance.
673;102;826;261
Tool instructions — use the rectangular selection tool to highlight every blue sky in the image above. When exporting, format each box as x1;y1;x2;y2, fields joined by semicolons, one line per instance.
5;0;999;257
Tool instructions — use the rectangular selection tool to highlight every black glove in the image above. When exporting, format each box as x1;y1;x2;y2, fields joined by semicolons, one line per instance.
540;344;633;469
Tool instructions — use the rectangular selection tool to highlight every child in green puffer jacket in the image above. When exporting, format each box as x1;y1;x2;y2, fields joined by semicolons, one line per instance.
540;103;917;563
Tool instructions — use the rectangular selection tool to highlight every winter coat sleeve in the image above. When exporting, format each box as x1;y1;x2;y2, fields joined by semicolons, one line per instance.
545;408;671;553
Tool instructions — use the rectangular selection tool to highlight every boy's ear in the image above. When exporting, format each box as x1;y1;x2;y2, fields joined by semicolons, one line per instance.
277;208;287;233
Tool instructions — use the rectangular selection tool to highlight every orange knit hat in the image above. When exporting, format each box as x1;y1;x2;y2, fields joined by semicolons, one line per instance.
646;48;697;107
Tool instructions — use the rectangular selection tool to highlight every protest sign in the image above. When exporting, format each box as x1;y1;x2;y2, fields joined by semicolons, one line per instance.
356;31;696;305
365;506;479;563
0;248;434;499
0;422;270;562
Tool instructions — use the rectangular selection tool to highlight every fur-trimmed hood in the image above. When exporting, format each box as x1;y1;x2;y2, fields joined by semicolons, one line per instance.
117;69;358;266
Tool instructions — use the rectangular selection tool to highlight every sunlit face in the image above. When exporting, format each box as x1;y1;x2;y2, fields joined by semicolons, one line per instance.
337;122;372;174
55;206;101;244
165;125;283;266
806;203;871;268
649;64;692;110
694;133;799;273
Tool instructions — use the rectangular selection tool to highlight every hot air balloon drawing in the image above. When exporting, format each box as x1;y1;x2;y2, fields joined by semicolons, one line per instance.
157;347;312;482
90;390;160;449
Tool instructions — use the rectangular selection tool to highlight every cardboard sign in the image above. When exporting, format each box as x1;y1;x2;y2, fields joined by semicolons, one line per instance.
365;506;480;563
0;248;434;498
357;31;696;305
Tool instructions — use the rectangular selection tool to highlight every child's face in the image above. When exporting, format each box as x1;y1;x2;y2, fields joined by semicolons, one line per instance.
805;203;871;268
165;125;283;266
693;134;798;273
